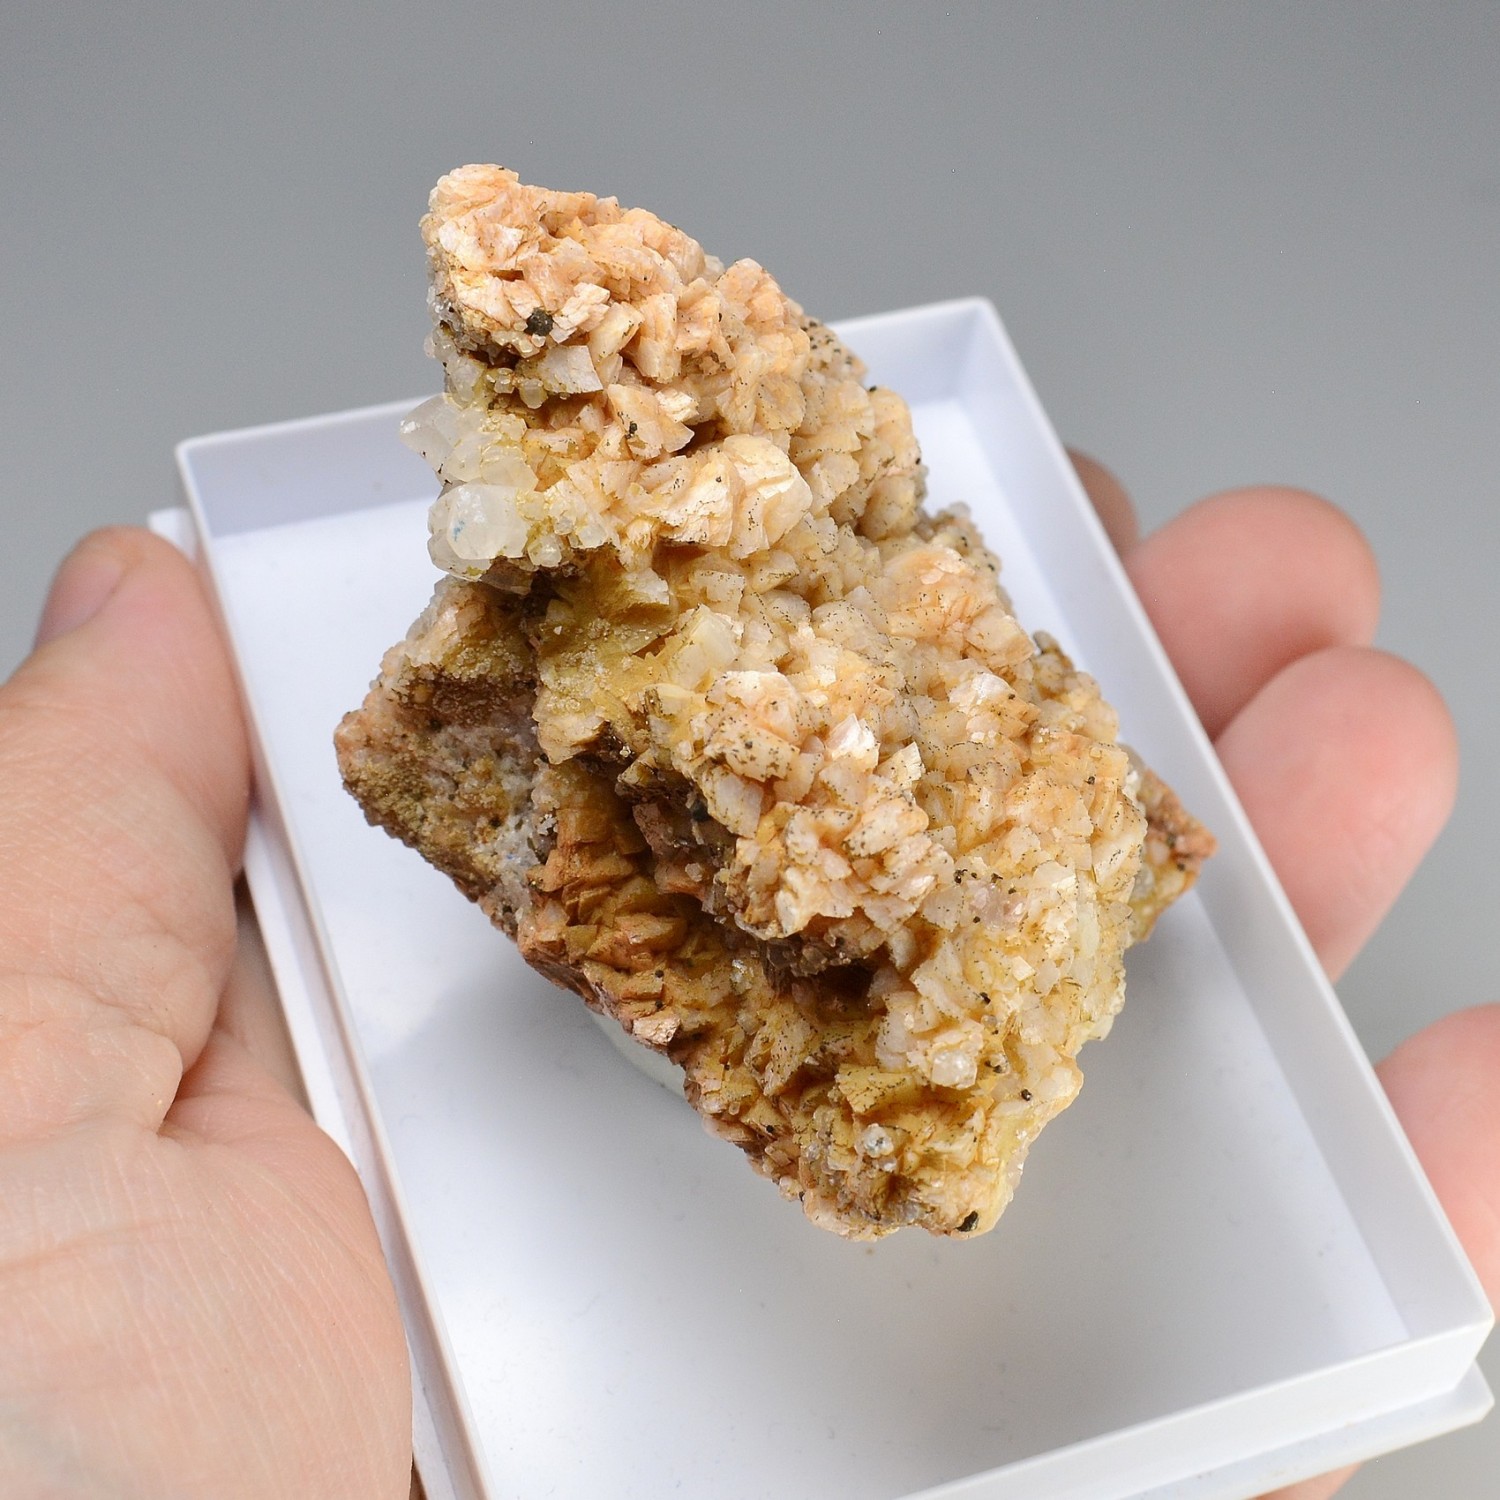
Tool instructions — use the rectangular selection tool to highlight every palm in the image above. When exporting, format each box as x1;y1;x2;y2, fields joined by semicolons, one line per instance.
6;1089;404;1496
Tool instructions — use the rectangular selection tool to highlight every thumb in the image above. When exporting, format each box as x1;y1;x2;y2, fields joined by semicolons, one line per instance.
0;527;250;1138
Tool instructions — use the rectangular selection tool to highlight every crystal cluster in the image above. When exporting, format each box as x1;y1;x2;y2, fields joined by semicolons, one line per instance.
337;167;1213;1238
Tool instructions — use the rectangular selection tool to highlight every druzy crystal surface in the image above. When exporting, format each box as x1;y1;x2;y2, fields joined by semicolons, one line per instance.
337;167;1212;1238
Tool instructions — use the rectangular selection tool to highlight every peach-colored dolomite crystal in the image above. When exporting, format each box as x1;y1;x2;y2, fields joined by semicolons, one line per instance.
336;167;1213;1239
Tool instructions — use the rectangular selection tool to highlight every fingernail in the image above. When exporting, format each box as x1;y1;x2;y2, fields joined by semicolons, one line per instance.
35;541;127;646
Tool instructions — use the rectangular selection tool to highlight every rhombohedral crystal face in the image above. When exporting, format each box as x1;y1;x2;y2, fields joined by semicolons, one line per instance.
336;166;1213;1239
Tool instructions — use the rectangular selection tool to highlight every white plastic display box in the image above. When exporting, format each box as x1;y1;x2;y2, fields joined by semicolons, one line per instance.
165;299;1492;1500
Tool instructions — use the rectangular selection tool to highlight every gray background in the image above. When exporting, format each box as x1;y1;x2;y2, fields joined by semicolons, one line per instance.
3;2;1495;1493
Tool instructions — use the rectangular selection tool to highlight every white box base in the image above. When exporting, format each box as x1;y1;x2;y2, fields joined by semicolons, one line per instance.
167;298;1491;1498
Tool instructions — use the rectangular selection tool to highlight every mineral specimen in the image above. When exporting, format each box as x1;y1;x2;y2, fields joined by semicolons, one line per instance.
336;166;1213;1239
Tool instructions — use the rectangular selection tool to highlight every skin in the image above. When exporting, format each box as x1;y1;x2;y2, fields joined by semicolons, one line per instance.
0;461;1493;1498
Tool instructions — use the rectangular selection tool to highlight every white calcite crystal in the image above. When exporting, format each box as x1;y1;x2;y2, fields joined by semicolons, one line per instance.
338;167;1213;1239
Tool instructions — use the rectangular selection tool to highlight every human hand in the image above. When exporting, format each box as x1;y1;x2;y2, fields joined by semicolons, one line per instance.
1071;454;1499;1500
0;530;411;1497
3;468;1493;1499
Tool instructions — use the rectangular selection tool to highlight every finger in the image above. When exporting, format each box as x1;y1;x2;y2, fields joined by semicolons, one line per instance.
1261;1006;1500;1500
0;527;250;1138
1214;646;1457;981
20;527;248;848
1068;448;1140;552
1126;488;1380;738
1380;1005;1500;1306
1259;1467;1356;1500
218;880;308;1107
